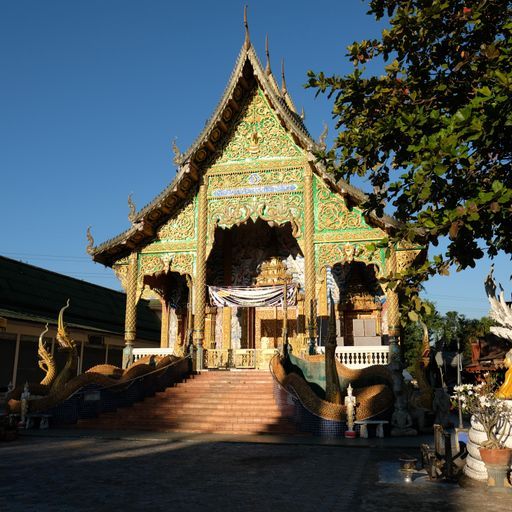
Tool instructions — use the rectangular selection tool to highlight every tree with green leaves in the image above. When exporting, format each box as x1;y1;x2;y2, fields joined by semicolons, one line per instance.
403;302;494;370
308;0;512;319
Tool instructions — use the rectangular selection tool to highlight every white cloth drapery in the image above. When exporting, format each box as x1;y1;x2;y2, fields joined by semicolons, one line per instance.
208;285;296;308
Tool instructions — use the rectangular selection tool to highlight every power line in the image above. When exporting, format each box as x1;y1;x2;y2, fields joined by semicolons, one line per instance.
2;252;91;260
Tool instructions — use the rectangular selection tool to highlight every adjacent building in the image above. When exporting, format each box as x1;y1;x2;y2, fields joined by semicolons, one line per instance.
0;255;160;387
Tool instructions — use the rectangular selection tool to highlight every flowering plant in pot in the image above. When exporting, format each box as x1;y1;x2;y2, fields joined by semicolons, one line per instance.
452;381;512;462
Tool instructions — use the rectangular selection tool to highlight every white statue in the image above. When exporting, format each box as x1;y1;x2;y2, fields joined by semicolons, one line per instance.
485;266;512;342
344;383;356;437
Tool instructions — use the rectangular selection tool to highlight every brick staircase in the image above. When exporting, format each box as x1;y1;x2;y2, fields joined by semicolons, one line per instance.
78;370;299;435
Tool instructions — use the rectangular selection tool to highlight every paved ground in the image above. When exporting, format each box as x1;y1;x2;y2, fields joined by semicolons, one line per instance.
1;430;512;512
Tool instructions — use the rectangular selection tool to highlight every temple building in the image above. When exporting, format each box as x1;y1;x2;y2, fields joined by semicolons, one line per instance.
89;23;422;370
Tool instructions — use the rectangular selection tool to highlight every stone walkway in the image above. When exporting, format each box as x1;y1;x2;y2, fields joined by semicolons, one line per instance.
1;431;511;511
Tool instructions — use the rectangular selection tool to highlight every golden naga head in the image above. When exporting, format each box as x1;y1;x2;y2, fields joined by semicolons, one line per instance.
56;299;75;350
39;323;49;344
38;323;50;355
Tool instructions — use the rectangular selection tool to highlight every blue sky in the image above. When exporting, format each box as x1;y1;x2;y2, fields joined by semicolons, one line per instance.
1;0;510;319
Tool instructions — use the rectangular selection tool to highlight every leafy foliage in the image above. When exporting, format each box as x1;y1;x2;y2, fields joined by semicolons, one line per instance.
307;0;512;317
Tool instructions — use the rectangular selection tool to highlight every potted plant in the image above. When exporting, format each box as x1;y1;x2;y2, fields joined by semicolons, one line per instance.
453;380;512;487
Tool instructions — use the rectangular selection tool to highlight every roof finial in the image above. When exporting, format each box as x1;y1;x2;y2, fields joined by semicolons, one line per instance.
86;226;94;255
265;34;271;75
128;193;137;224
172;136;181;164
244;5;251;50
318;122;328;150
300;106;306;121
281;58;288;95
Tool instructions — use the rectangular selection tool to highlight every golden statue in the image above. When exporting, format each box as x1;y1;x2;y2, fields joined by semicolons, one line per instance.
496;349;512;400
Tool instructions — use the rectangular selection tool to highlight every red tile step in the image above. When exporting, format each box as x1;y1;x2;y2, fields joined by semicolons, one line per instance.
77;370;299;435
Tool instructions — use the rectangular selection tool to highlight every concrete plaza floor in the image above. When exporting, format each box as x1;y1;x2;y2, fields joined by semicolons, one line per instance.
1;429;512;512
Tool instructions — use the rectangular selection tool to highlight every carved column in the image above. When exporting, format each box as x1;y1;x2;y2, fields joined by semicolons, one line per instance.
193;177;208;369
159;298;170;348
385;246;400;340
123;251;138;368
325;294;342;404
205;306;217;349
222;307;232;350
304;164;316;347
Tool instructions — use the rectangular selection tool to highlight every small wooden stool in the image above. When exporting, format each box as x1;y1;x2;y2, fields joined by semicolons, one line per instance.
355;420;388;438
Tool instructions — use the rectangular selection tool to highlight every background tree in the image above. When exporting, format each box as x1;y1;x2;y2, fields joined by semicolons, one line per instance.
403;300;494;371
308;0;512;319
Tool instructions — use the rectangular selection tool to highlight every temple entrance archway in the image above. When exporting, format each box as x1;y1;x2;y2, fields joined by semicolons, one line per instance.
326;261;385;347
143;271;191;353
205;218;304;363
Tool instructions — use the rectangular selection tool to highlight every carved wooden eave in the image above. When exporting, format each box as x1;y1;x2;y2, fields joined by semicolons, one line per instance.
90;160;200;266
90;35;404;267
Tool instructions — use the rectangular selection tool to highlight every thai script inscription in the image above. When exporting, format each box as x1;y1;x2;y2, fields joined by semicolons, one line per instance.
212;183;298;198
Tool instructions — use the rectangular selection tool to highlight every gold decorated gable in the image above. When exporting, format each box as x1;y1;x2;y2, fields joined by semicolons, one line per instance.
136;198;197;279
212;87;302;165
314;176;385;241
316;242;385;275
112;263;129;292
207;192;304;254
207;166;304;196
139;252;195;278
155;197;196;242
396;245;423;272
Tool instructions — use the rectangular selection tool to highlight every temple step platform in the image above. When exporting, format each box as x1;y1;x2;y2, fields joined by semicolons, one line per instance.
77;370;299;435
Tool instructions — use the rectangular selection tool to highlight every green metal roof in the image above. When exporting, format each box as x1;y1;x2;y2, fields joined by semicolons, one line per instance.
0;256;160;342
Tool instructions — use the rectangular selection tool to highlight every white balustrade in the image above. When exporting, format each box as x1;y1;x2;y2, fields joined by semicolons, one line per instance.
205;349;230;369
315;346;390;369
132;346;388;369
132;348;175;362
233;349;256;369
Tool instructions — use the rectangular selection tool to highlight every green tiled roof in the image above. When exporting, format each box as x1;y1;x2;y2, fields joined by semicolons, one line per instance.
0;256;160;342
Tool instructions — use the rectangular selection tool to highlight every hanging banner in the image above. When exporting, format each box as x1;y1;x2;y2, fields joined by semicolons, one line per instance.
208;285;297;308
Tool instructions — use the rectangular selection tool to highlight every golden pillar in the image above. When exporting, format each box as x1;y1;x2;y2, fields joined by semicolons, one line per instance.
205;306;217;349
385;246;401;346
304;164;316;346
159;298;170;348
193;177;208;369
222;307;231;350
318;266;328;317
123;251;138;367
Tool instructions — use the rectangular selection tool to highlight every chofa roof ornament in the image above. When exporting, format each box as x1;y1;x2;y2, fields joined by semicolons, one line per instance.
244;5;251;50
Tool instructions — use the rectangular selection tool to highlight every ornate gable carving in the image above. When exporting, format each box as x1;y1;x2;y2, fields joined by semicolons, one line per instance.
156;198;196;242
314;178;386;241
213;88;302;164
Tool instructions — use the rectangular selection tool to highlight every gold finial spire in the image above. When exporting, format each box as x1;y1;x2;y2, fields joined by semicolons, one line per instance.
265;34;271;75
300;106;305;121
281;58;288;95
244;5;251;50
86;226;94;255
171;136;181;164
318;122;328;150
